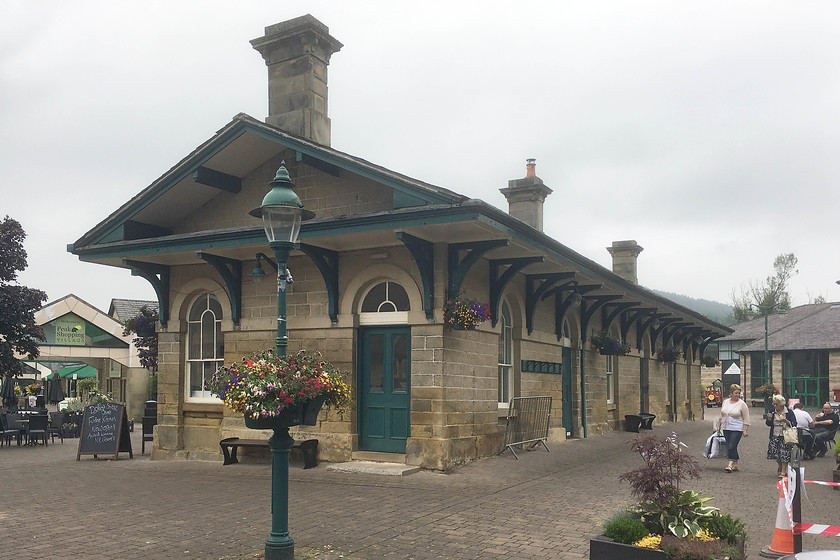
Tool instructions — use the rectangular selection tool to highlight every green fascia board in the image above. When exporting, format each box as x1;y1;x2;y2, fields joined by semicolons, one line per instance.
71;204;485;262
73;115;463;250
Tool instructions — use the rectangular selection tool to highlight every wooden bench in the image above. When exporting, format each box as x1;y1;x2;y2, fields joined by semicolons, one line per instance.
219;437;318;469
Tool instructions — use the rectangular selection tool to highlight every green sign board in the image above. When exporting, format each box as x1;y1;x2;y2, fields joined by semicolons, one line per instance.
55;317;86;346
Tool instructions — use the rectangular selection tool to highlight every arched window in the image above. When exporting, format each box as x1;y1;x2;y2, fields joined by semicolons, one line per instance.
359;281;409;325
186;293;224;399
498;302;513;404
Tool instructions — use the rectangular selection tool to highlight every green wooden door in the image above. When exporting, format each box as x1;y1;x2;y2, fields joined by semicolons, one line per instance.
561;346;573;437
358;327;410;453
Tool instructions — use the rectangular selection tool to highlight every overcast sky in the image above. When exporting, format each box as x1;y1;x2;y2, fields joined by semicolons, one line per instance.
3;1;839;314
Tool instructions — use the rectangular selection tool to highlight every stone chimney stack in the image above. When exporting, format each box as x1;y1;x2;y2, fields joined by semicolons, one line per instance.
499;159;553;232
607;240;644;284
251;15;343;146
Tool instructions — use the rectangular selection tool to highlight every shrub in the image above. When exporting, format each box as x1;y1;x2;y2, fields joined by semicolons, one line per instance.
637;490;718;538
701;512;746;545
619;432;701;507
603;516;649;545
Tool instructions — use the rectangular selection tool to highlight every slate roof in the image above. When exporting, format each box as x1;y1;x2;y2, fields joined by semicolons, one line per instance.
721;303;840;352
108;299;159;323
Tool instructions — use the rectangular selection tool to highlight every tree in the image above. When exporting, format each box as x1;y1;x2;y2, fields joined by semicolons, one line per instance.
0;216;47;379
730;253;798;322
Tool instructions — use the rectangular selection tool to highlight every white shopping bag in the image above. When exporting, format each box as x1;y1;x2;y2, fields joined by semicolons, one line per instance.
703;432;726;459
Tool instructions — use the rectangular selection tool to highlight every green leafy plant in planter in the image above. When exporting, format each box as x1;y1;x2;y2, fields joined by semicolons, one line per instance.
591;331;632;355
592;432;746;560
442;295;491;330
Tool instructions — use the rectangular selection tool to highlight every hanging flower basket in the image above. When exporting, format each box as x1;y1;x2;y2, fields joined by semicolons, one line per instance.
591;332;631;356
207;350;350;428
700;355;720;368
443;295;491;331
655;346;682;363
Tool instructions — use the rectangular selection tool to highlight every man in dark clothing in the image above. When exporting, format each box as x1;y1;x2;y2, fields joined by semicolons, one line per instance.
812;402;839;457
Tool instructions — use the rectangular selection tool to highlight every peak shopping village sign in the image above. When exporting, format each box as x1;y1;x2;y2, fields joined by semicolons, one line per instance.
54;317;86;346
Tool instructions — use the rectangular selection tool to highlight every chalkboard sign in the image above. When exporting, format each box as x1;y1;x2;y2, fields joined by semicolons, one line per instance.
76;402;133;460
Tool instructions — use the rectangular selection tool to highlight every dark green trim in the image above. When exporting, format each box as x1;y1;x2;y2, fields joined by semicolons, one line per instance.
489;257;544;328
649;317;681;350
601;302;641;334
635;313;669;350
525;273;576;335
395;232;435;319
197;252;242;326
193;166;242;192
296;152;340;177
298;244;339;323
124;260;170;328
447;239;509;299
521;360;562;374
620;308;657;343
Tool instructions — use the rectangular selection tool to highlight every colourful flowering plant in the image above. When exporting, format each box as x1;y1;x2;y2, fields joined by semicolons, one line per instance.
207;349;350;419
656;345;682;363
590;332;631;355
443;296;491;330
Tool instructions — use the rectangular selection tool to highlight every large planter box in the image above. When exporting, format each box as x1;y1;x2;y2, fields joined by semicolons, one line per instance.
590;535;666;560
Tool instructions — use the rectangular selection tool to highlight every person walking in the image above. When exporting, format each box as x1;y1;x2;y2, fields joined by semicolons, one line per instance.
716;384;749;473
766;394;796;478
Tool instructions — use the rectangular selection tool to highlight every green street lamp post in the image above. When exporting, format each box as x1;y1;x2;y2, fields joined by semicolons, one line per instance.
747;303;786;393
249;162;314;560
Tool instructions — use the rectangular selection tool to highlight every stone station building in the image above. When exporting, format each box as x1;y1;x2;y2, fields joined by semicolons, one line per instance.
69;15;731;470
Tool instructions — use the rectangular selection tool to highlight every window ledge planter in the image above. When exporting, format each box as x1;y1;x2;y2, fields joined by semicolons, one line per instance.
590;535;666;560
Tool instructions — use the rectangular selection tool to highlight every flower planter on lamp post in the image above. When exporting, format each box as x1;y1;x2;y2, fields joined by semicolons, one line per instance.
248;162;314;560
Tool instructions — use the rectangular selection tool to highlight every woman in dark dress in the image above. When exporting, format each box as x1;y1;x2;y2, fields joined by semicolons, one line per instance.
765;393;796;478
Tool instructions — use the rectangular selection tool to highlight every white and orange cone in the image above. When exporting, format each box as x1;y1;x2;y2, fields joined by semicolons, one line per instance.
760;479;795;558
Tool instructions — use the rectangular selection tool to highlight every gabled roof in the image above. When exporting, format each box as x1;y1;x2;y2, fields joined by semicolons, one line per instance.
736;303;840;352
69;115;732;339
34;294;132;345
71;113;466;250
108;299;159;323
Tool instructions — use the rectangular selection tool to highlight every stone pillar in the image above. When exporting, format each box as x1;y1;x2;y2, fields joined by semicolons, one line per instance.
499;159;553;232
607;240;644;284
251;15;343;146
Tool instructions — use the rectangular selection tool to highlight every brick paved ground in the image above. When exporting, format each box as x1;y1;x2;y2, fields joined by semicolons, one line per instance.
1;408;837;559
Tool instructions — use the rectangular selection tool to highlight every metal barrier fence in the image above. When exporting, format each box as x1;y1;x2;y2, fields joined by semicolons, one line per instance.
500;396;552;459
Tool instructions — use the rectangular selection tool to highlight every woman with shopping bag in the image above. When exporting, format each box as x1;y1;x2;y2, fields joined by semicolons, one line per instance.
716;384;750;473
766;393;797;478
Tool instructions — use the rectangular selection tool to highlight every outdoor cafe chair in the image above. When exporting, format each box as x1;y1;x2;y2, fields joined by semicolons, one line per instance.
3;413;26;446
48;412;65;444
142;415;157;455
0;414;19;447
26;413;49;446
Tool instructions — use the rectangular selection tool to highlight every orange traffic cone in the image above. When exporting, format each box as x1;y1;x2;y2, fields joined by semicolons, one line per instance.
760;479;794;558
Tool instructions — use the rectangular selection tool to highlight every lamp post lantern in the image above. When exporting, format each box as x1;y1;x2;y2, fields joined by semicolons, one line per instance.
249;161;313;560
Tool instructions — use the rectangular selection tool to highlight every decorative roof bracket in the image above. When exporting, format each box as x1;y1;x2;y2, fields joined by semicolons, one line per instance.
447;239;508;298
489;256;544;327
601;301;641;334
525;272;576;334
123;260;170;328
197;252;242;326
579;295;622;342
298;244;340;323
396;232;435;319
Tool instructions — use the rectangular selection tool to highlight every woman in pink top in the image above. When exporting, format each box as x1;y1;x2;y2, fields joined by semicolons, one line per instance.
716;384;750;473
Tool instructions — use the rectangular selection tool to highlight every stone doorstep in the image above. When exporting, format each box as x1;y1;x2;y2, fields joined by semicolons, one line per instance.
324;450;420;476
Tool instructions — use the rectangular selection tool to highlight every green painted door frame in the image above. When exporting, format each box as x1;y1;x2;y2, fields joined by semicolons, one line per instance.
358;327;411;453
561;346;573;437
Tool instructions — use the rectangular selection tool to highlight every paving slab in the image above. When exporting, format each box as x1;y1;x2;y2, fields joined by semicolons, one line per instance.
1;408;838;559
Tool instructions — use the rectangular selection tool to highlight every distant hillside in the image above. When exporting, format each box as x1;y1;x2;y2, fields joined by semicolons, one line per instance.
649;289;734;326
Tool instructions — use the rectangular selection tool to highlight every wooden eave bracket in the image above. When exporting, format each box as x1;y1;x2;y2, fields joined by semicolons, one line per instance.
123;260;170;328
396;232;435;319
298;244;339;323
447;239;509;299
525;272;576;335
489;256;544;327
197;252;242;326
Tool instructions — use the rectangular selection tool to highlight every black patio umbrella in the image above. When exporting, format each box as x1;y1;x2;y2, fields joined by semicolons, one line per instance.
1;376;18;411
47;376;66;405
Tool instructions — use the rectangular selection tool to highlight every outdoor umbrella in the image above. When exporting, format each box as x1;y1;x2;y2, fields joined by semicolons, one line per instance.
1;376;18;411
47;377;66;405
